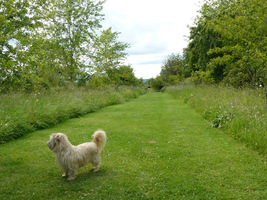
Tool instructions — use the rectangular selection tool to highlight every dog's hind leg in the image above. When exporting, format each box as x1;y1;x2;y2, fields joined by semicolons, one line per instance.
67;166;78;180
92;154;100;172
67;171;76;180
93;164;100;172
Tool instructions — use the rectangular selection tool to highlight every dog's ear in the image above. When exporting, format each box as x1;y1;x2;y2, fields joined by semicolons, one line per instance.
55;134;62;143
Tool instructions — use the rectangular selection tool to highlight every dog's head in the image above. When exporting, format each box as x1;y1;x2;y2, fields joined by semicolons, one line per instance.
47;133;68;152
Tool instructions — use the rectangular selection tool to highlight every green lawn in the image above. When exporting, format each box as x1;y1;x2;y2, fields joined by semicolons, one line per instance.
0;92;266;199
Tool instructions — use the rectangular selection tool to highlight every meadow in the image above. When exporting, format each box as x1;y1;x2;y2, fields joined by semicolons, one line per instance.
0;92;266;199
165;85;266;155
0;86;145;143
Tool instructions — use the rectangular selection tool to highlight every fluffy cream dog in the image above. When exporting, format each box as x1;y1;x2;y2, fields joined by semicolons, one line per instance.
47;130;106;180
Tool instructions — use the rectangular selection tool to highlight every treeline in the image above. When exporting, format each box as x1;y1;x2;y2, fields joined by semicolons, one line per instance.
151;0;266;90
0;0;140;93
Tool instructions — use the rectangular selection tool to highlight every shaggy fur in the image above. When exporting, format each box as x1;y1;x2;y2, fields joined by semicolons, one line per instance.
47;130;106;180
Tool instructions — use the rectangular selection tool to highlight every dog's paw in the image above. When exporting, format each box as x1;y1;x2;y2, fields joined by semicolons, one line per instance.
93;168;100;173
62;173;68;178
67;176;76;181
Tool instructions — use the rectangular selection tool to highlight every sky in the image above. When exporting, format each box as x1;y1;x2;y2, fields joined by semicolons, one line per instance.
102;0;204;79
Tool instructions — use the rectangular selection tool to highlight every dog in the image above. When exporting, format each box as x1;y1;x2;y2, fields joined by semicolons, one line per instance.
47;130;106;180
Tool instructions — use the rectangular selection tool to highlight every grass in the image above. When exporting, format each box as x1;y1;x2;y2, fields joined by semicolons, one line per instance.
165;85;266;155
0;92;266;199
0;86;146;143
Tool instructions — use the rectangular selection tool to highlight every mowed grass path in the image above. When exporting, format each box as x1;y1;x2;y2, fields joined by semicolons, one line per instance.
0;92;266;199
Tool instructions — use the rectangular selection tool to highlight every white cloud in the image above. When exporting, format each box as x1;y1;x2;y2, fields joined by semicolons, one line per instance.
102;0;203;79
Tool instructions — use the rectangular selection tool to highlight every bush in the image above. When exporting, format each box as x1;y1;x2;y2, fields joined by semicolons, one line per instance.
150;77;164;91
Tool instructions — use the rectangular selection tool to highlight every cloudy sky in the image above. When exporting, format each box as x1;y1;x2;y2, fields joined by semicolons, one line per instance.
102;0;204;79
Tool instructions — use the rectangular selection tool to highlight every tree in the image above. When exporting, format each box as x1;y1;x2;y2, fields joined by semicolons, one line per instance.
207;0;266;87
0;0;42;92
160;53;189;85
115;65;139;86
92;27;130;77
184;0;266;87
185;2;224;83
150;76;164;91
45;0;105;82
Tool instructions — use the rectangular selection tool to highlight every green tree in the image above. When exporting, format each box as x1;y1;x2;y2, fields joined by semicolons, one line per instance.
150;76;164;91
92;27;130;77
115;65;139;86
185;0;266;87
0;0;42;92
207;0;266;87
185;2;224;83
45;0;105;82
160;53;189;85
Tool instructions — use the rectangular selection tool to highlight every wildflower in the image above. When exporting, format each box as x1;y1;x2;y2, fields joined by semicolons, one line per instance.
232;106;234;108
219;106;221;109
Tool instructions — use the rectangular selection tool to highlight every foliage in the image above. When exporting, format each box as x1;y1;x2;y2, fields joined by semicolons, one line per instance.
188;70;215;85
207;0;267;87
187;0;266;87
0;86;146;143
92;28;130;75
0;0;43;92
159;0;266;88
149;76;164;91
0;0;137;93
160;53;190;85
166;84;267;154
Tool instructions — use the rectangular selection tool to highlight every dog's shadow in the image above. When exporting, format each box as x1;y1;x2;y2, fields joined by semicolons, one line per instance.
65;167;110;182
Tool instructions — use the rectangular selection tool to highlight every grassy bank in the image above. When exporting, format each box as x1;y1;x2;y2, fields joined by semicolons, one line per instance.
165;85;266;155
0;86;146;143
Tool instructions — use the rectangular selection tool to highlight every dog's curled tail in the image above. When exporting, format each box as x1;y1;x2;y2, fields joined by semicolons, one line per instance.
92;130;106;149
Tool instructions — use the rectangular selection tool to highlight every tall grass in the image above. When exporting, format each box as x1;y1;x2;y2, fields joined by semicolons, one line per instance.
166;85;266;154
0;86;146;143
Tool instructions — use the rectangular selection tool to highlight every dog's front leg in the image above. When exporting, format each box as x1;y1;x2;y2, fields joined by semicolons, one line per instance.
67;173;76;180
62;168;69;178
67;169;77;180
62;172;68;178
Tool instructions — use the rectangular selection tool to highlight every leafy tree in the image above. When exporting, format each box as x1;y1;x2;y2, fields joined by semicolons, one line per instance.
207;0;266;87
0;0;42;92
0;0;139;92
184;0;266;87
114;65;139;86
160;53;189;85
92;28;130;76
185;2;224;83
45;0;105;82
150;76;164;91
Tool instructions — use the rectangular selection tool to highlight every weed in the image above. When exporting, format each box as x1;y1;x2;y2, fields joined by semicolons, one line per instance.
0;86;146;143
166;85;266;154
